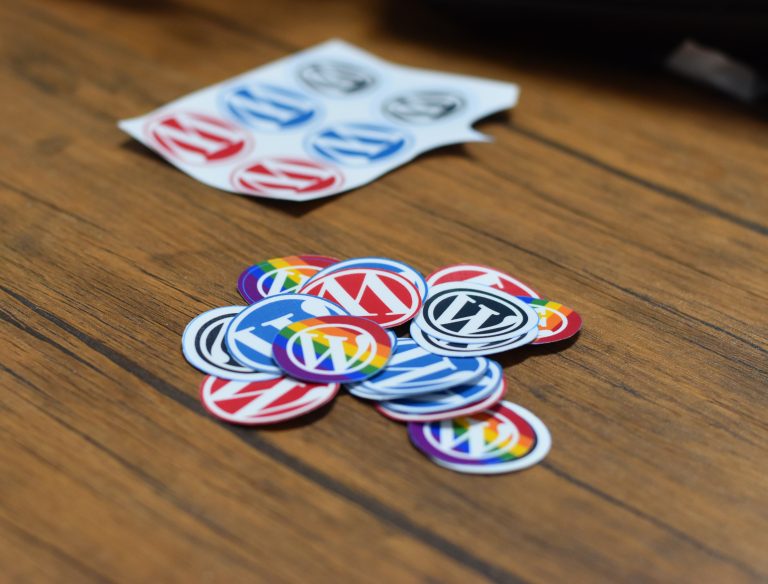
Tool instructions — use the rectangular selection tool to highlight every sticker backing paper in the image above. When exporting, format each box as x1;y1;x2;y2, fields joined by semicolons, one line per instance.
119;40;520;201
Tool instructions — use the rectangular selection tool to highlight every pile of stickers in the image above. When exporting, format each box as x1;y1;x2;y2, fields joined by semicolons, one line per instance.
119;39;519;201
182;256;582;475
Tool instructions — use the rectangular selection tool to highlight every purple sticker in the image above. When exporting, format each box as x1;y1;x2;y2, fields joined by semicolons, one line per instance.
237;255;338;303
407;401;551;474
272;315;392;383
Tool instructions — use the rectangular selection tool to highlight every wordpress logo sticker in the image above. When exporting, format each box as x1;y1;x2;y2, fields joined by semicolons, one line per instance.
272;316;392;383
416;283;540;344
237;255;339;304
225;294;348;373
383;91;465;124
408;401;552;475
222;83;320;131
181;306;276;381
200;375;340;426
300;267;421;329
298;61;377;97
352;338;488;397
307;123;412;167
379;360;502;415
144;111;252;166
304;257;428;302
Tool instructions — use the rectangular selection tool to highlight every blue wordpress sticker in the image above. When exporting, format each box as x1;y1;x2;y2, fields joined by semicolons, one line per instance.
225;294;348;373
221;83;321;131
307;122;412;166
380;361;502;415
355;338;488;396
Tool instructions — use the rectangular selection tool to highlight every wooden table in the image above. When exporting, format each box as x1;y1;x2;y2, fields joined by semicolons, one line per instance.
2;0;766;581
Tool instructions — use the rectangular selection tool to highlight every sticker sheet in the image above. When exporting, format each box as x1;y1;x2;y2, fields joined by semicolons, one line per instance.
119;39;519;201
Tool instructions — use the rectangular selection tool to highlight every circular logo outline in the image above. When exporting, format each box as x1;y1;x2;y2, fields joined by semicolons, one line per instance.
144;111;253;166
354;338;488;396
230;156;344;201
301;267;422;328
297;60;378;97
220;82;323;133
181;306;277;381
237;255;339;304
303;256;428;301
305;122;413;167
272;315;392;383
380;361;503;415
416;283;540;343
199;374;339;425
382;89;466;125
225;294;349;373
409;320;538;357
408;401;551;474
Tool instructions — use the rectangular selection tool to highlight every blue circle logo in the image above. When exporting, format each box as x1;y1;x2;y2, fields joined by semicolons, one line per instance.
222;83;320;131
307;122;411;166
225;294;348;373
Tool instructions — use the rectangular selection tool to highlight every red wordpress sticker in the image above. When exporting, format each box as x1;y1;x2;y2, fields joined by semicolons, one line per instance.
231;157;344;200
199;375;339;425
301;267;421;328
145;111;252;166
427;264;539;298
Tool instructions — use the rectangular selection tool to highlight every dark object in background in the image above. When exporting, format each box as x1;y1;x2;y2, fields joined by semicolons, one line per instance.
426;0;767;102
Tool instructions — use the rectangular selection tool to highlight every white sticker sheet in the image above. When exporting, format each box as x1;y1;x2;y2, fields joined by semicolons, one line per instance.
119;39;519;201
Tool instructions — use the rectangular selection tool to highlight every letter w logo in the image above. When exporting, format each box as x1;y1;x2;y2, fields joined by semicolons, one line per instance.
295;330;371;373
149;112;248;165
316;272;410;318
312;123;407;165
433;293;520;336
225;84;317;130
438;416;516;457
239;159;338;193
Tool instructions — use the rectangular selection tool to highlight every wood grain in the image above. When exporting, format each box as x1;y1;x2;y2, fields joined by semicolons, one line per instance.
1;0;766;582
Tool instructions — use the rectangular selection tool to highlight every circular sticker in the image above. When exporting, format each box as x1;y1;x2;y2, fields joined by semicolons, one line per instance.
304;257;428;301
409;320;538;357
427;265;539;298
144;111;253;166
181;306;274;381
306;123;412;167
300;267;421;328
231;157;344;201
225;294;348;373
298;60;377;97
376;372;506;423
352;338;488;396
200;374;339;425
518;297;583;345
379;361;502;415
383;90;465;124
221;83;321;132
408;401;551;474
415;283;539;343
238;255;339;303
272;316;392;383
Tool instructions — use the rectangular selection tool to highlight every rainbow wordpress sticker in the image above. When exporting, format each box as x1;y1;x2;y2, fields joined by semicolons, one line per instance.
518;297;582;345
272;315;392;383
408;401;551;474
238;255;338;303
